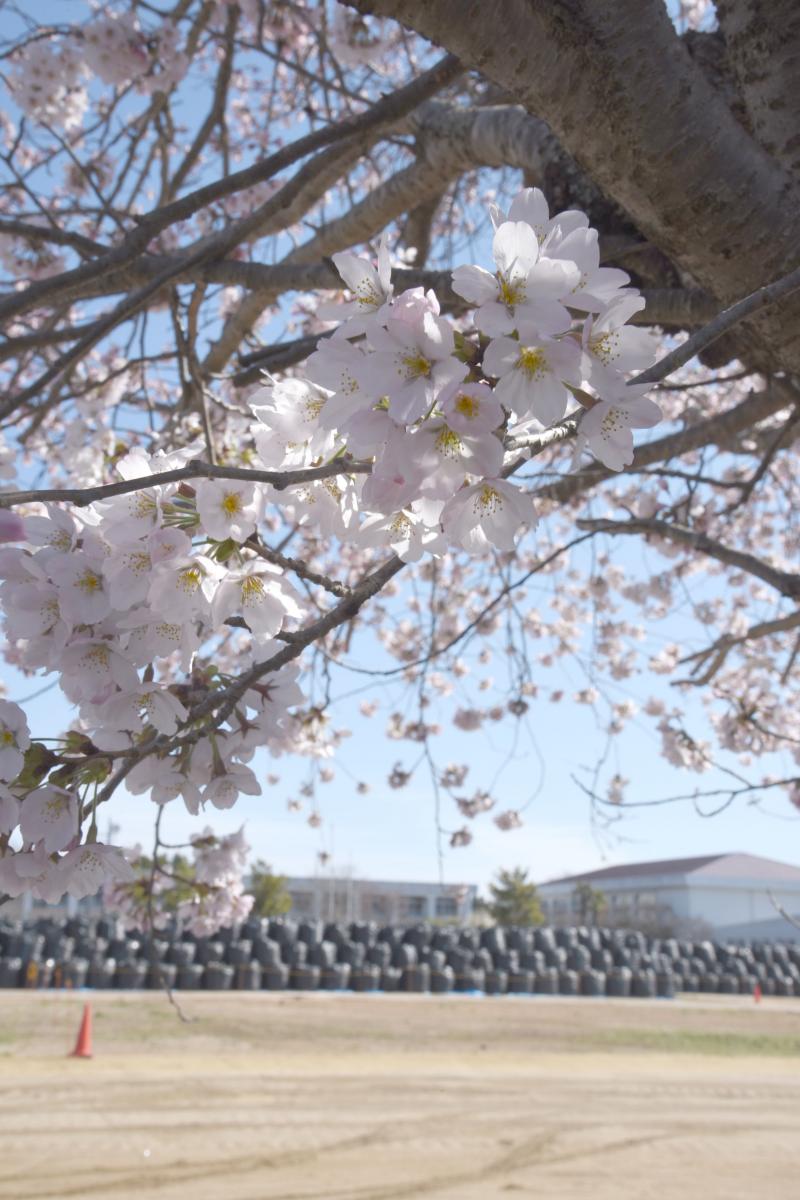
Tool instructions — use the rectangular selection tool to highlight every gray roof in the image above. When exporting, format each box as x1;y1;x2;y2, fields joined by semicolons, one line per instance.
542;853;800;888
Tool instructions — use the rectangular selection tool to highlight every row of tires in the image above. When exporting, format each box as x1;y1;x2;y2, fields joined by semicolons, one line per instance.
3;917;799;998
7;928;798;987
3;931;796;988
2;954;795;996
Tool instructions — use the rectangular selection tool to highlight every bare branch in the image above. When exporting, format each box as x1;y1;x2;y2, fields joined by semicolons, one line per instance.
632;263;800;386
0;52;463;328
0;458;372;509
768;890;800;933
576;516;800;598
676;610;800;686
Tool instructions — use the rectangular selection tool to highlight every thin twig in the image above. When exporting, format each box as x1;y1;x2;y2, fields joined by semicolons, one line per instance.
632;264;800;387
0;457;371;508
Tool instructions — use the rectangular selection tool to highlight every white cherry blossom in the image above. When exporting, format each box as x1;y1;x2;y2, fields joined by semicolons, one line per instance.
357;304;467;424
147;554;223;622
19;785;78;854
483;334;582;424
319;233;393;331
49;553;113;625
441;479;535;553
59;638;139;705
0;700;30;781
452;220;580;340
59;842;135;899
437;380;504;435
99;684;188;736
212;562;304;644
195;479;261;542
575;385;662;471
582;293;657;387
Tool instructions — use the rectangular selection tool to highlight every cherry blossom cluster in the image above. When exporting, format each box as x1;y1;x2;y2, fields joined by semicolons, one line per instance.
0;182;712;906
106;827;253;936
0;694;133;902
251;186;659;565
0;441;312;899
7;9;189;129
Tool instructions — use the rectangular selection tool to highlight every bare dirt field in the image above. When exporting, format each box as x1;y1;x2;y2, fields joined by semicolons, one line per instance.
1;991;799;1200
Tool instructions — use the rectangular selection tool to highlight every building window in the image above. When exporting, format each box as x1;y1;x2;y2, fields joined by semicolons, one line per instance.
435;895;458;918
289;890;313;915
367;894;390;919
400;895;427;919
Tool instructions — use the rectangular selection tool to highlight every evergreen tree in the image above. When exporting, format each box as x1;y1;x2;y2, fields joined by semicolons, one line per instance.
485;868;544;926
248;861;292;918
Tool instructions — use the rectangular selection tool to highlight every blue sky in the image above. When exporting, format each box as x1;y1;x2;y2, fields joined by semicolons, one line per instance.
5;636;798;896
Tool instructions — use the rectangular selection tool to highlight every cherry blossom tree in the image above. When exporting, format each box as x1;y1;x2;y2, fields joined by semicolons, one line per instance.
0;0;799;922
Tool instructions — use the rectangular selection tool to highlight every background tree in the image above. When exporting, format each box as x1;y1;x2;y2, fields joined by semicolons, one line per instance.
0;2;799;918
248;860;292;919
484;868;544;927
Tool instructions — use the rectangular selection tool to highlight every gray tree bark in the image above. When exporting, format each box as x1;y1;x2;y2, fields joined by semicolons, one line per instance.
716;0;800;178
347;0;800;373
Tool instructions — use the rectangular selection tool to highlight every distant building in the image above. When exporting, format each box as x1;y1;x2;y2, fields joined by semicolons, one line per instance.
538;853;800;940
284;876;477;926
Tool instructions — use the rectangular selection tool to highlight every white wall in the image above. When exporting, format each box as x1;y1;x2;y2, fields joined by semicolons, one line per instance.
539;872;800;934
687;884;800;928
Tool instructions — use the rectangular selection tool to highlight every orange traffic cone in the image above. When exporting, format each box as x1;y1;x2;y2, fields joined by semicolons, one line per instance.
69;1003;93;1059
753;983;762;1004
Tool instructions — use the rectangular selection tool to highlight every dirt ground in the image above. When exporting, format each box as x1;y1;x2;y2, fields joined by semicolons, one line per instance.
1;991;799;1199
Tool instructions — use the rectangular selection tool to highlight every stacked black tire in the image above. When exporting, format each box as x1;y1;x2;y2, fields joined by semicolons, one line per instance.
0;915;798;997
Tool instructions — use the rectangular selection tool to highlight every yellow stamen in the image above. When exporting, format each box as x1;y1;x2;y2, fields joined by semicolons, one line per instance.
76;569;103;594
221;492;243;517
591;332;620;365
498;273;525;308
390;513;411;536
355;281;380;308
600;408;625;437
517;347;546;378
435;427;463;459
241;576;265;606
400;352;431;380
454;393;479;420
178;567;202;593
475;485;503;514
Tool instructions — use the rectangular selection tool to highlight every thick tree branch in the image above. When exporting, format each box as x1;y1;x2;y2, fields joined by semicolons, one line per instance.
716;0;800;179
0;52;462;329
576;516;800;598
347;0;800;372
